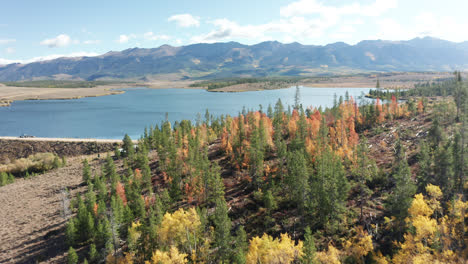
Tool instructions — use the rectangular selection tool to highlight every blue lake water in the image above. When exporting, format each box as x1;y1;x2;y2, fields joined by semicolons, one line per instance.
0;87;372;139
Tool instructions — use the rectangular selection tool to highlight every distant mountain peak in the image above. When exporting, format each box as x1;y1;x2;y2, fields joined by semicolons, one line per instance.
1;37;468;81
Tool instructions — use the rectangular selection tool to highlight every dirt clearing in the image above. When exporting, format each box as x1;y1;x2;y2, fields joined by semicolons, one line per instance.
0;154;104;263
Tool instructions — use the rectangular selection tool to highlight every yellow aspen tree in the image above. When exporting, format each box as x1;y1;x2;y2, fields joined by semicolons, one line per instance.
343;226;374;263
145;246;188;264
157;208;201;253
246;233;303;264
316;244;341;264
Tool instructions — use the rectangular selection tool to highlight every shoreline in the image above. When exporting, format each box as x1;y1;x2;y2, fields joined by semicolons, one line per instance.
0;80;199;107
0;136;128;143
0;71;452;105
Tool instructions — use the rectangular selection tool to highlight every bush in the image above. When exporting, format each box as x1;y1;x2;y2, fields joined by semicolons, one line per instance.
0;153;58;176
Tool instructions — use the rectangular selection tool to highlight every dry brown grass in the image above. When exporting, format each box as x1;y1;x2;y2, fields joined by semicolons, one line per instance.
0;152;57;174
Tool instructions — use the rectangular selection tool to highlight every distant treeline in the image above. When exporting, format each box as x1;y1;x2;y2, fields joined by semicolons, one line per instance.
190;77;305;90
368;74;461;99
2;80;125;88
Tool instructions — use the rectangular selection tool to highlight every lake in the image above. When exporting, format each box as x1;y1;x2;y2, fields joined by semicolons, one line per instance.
0;87;372;139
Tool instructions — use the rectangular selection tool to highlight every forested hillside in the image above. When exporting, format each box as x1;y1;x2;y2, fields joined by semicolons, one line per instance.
63;73;467;264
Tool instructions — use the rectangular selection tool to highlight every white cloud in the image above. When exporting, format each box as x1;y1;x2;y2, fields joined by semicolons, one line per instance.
370;12;468;42
0;39;16;45
83;40;101;44
5;47;15;54
144;32;171;41
411;12;468;42
0;51;100;65
168;14;200;27
0;58;17;65
40;34;72;48
280;0;397;18
190;16;335;43
117;34;136;44
118;35;129;43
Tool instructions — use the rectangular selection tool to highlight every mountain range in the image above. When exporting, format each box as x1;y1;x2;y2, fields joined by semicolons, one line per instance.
1;37;467;81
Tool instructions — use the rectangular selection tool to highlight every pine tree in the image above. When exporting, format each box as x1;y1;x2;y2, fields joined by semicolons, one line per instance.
310;147;349;229
104;155;118;182
68;247;78;264
263;190;277;214
302;227;317;264
122;134;135;158
434;141;454;200
294;85;301;109
416;141;433;192
207;164;225;205
387;141;416;221
96;217;112;249
353;140;377;222
286;150;309;211
82;159;91;183
214;197;232;261
89;243;98;264
65;219;77;246
233;226;248;264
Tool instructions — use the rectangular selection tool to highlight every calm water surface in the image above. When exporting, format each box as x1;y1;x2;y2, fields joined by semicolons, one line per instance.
0;87;372;139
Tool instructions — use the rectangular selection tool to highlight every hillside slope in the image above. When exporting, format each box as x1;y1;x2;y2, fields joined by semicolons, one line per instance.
1;37;468;81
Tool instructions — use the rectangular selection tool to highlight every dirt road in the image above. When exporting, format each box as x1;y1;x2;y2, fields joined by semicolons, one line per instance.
0;155;103;263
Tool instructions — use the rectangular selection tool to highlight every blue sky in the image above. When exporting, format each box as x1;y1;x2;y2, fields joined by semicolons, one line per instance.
1;0;468;64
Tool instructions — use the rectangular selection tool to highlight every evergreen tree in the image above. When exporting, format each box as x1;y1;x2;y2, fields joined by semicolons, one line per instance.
233;226;248;264
294;85;301;109
428;117;443;148
263;189;277;213
213;197;232;261
82;159;91;183
122;134;135;158
207;164;225;205
302;227;317;264
310;147;349;229
89;243;98;264
434;141;454;200
65;219;77;246
286;150;309;211
416;141;433;192
114;146;121;159
68;247;78;264
96;217;112;249
386;141;416;220
353;140;377;222
104;155;119;182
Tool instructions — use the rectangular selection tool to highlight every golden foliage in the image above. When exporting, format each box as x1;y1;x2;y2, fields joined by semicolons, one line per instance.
394;187;468;264
145;246;188;264
106;252;134;264
158;208;201;250
343;226;374;263
246;233;303;264
316;244;341;264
